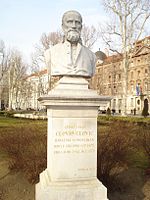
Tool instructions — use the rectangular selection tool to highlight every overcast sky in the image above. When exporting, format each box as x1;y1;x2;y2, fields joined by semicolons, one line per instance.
0;0;107;63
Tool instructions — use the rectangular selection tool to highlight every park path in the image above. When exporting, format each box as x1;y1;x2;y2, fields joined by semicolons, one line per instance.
143;180;150;200
0;152;34;200
0;153;9;181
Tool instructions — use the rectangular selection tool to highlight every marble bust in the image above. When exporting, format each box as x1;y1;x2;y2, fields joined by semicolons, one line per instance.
44;10;96;77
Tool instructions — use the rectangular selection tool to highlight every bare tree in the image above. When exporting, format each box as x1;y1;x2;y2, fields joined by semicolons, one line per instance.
31;31;63;93
8;50;28;110
31;31;62;74
81;24;100;49
0;40;11;109
100;0;150;115
40;31;62;50
31;48;49;97
0;41;9;81
32;31;62;72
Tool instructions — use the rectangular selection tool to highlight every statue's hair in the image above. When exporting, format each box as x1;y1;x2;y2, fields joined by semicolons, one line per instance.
62;10;82;24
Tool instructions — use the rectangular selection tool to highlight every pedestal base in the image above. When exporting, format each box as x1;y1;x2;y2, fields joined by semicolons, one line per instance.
36;77;110;200
36;177;108;200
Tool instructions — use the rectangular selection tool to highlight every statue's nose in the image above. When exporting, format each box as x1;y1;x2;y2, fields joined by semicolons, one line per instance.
71;21;76;28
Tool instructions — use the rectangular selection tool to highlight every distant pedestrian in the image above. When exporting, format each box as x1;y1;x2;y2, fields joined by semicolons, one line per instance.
133;108;136;115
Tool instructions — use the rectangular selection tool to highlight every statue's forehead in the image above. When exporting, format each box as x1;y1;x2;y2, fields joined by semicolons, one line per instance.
63;12;82;21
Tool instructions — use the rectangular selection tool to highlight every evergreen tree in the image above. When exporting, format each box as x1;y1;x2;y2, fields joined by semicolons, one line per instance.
142;99;149;117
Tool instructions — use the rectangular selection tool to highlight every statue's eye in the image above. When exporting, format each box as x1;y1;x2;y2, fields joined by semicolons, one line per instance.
67;20;73;24
75;21;81;25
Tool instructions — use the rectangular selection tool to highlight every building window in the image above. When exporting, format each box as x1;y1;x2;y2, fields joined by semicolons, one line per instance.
130;60;134;66
113;74;116;82
136;83;142;95
97;60;103;65
118;84;122;93
131;98;134;107
145;82;148;91
103;86;106;94
109;75;111;83
113;99;116;109
137;70;140;77
137;99;140;105
131;71;134;79
137;59;141;63
118;74;121;81
145;69;148;76
113;85;117;93
118;99;122;108
131;84;134;93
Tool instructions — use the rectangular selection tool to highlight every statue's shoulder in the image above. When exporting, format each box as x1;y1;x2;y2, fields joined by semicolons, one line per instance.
44;43;63;58
51;43;63;51
82;45;96;59
45;43;63;51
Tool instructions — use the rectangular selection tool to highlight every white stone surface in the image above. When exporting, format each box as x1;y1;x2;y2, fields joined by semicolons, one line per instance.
13;113;47;119
38;77;111;107
44;10;96;77
36;177;108;200
45;41;96;77
36;77;109;200
47;117;97;181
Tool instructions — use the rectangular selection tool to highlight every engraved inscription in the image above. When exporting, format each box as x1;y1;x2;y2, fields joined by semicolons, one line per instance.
53;123;96;155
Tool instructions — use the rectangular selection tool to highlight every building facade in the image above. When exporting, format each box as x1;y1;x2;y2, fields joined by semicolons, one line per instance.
11;69;49;110
91;36;150;115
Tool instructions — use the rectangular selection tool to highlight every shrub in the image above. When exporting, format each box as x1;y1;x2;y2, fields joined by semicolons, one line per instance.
135;125;150;175
0;110;19;118
97;121;133;190
106;107;111;115
0;111;5;116
21;133;47;183
142;107;149;118
142;99;149;117
0;124;47;183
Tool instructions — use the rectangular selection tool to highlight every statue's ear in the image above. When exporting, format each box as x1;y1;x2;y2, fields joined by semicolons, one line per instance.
62;24;66;39
62;23;65;32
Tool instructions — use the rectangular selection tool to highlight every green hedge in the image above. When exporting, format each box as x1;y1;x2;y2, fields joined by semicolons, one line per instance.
98;115;150;124
0;111;16;117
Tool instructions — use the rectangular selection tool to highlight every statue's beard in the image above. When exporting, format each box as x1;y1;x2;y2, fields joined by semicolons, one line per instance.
66;30;80;43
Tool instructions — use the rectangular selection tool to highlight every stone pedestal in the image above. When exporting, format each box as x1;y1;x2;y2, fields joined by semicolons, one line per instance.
36;77;110;200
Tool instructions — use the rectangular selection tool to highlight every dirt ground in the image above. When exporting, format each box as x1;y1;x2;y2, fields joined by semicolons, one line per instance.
0;153;150;200
108;168;150;200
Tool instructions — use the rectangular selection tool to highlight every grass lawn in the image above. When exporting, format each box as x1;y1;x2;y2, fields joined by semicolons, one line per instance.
0;116;47;128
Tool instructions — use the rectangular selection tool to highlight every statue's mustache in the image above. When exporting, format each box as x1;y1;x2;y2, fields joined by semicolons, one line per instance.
67;29;80;34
